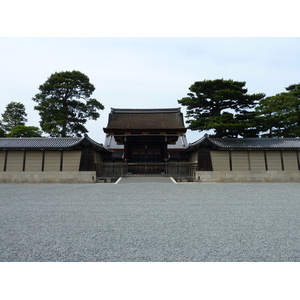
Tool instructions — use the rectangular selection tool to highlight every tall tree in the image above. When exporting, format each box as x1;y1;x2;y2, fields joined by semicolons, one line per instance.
6;125;42;137
1;101;28;132
256;91;300;137
285;83;300;132
33;71;104;137
235;111;262;138
178;79;265;137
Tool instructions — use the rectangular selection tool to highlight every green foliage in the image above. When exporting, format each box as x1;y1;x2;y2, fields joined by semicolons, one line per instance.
1;101;28;132
178;79;265;137
285;83;300;128
33;70;105;137
0;122;5;137
256;89;300;137
6;125;42;137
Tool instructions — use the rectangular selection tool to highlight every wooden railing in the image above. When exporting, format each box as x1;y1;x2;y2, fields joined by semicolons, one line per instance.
95;162;197;180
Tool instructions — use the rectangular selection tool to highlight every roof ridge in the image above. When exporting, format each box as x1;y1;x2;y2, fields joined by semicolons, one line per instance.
111;108;181;114
0;137;81;139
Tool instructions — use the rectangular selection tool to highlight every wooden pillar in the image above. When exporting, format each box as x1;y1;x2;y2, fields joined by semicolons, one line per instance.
163;136;168;162
229;151;232;171
41;151;45;171
60;151;64;171
280;151;284;171
23;151;26;172
3;150;8;172
264;150;268;171
124;136;128;162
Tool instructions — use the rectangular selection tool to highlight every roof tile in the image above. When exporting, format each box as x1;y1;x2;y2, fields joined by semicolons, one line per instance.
104;108;186;131
187;136;300;151
0;135;109;152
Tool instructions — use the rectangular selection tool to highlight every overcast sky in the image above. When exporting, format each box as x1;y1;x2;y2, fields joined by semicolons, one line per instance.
1;37;300;143
1;1;300;145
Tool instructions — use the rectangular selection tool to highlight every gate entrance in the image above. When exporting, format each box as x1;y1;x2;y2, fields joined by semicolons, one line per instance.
102;108;190;179
125;136;166;163
127;163;166;175
95;162;197;181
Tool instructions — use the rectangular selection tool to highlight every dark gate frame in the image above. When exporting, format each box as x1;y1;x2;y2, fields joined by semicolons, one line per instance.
95;162;197;181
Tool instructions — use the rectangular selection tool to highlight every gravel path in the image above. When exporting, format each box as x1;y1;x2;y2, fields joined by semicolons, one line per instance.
1;182;300;261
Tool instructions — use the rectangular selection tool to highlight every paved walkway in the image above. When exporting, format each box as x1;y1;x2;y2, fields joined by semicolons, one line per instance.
117;176;175;184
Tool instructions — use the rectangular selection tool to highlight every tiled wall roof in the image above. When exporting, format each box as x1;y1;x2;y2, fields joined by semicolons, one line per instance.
0;135;109;152
187;136;300;151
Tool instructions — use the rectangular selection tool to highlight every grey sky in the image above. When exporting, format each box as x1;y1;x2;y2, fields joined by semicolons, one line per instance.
1;37;300;143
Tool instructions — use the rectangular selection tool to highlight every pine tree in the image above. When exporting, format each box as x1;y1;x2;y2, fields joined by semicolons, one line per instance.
178;79;265;137
33;70;104;137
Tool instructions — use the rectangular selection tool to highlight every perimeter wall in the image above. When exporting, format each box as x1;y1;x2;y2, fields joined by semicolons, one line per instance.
0;150;97;183
194;150;300;182
0;150;82;172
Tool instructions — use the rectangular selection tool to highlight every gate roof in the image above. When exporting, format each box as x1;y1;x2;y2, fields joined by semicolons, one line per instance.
103;108;186;133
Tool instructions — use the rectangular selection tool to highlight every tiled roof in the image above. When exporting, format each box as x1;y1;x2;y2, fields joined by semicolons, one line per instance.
0;135;110;152
104;108;186;132
187;135;300;151
210;138;300;150
0;137;81;149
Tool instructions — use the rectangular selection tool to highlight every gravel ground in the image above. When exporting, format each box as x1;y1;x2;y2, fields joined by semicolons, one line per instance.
1;180;300;262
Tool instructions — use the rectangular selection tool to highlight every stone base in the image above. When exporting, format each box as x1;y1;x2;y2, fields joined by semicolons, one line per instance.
196;171;300;182
0;171;97;183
